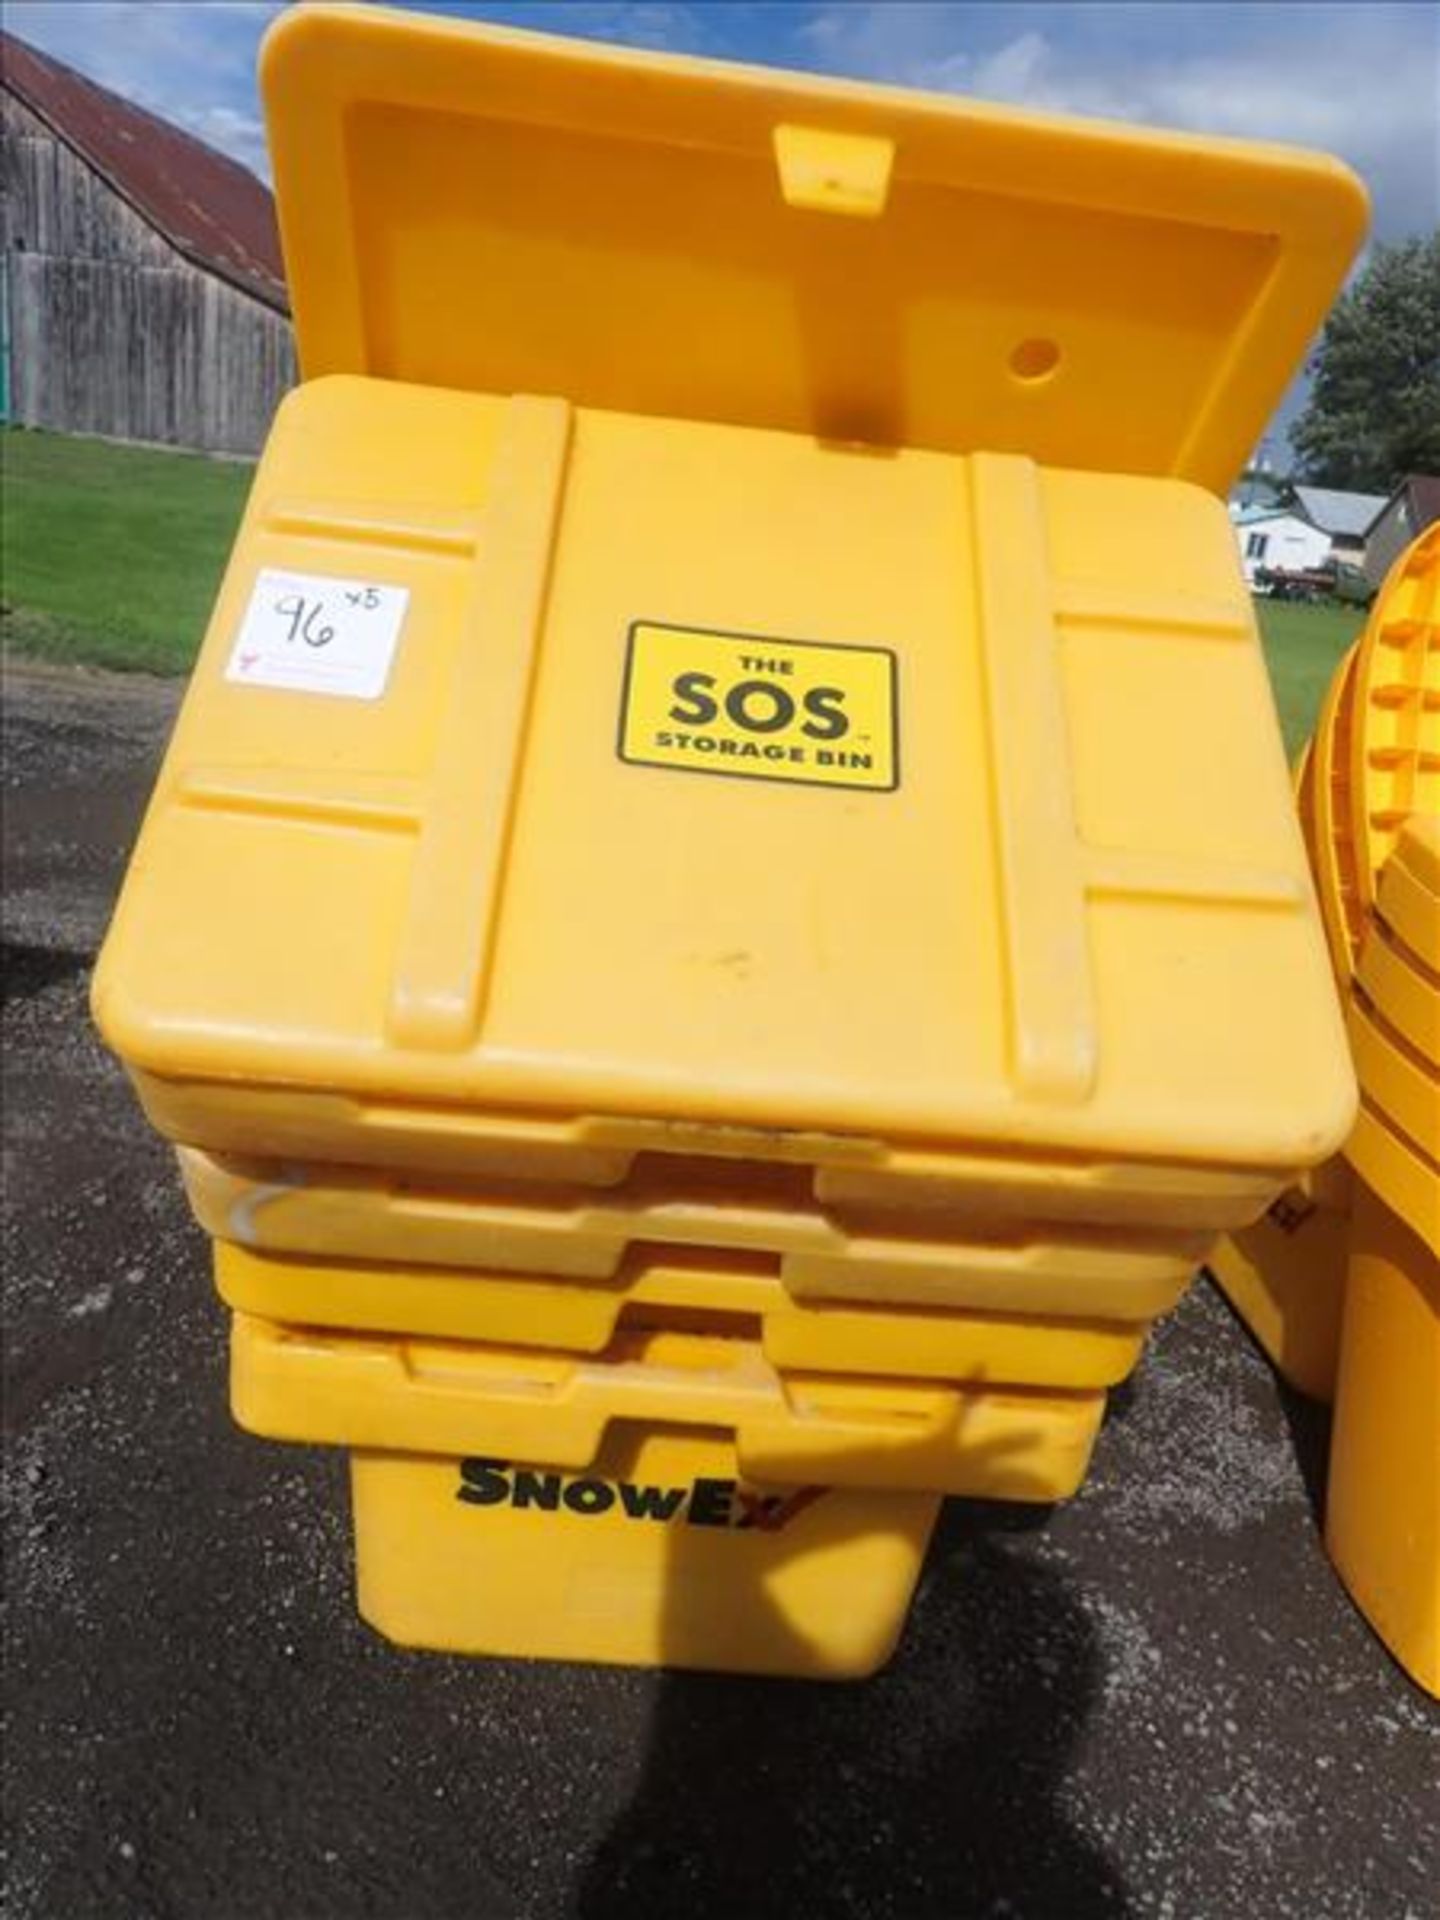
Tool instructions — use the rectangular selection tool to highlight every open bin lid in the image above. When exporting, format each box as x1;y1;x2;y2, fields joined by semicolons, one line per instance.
261;2;1365;494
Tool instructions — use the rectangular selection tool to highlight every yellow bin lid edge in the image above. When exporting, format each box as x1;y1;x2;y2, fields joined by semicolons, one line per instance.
259;2;1367;496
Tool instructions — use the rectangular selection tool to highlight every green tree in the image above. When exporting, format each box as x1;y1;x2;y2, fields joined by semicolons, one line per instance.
1292;233;1440;492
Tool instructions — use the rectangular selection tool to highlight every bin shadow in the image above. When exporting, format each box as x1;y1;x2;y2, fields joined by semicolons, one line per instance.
1273;1379;1333;1530
575;1439;1128;1920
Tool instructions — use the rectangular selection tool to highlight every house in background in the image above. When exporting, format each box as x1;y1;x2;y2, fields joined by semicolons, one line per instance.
1;31;294;455
1363;474;1440;589
1290;485;1390;565
1232;503;1332;585
1228;477;1392;588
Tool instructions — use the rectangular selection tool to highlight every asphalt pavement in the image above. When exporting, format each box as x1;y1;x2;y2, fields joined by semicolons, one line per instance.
3;661;1437;1920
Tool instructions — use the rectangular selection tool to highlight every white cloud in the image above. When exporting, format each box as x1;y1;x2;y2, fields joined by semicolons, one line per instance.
797;3;1439;240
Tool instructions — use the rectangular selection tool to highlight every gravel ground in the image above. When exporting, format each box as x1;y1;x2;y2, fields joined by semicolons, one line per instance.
3;662;1437;1920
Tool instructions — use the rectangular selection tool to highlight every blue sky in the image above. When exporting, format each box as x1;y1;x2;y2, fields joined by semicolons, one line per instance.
7;1;1438;459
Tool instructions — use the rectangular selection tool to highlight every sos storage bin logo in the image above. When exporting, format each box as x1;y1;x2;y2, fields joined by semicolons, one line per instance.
618;622;898;791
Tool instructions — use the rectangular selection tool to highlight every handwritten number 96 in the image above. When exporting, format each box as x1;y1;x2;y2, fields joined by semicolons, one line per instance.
273;593;336;648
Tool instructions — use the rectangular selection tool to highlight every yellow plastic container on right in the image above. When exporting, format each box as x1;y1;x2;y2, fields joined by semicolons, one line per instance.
1348;528;1440;909
1326;1180;1440;1697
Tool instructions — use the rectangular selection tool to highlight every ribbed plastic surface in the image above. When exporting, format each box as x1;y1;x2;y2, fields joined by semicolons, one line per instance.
1350;528;1440;904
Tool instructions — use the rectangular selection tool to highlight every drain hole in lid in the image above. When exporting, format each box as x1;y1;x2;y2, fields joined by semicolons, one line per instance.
1010;337;1062;382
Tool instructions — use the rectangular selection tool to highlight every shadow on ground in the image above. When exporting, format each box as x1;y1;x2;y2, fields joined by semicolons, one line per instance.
2;940;90;1003
579;1499;1128;1919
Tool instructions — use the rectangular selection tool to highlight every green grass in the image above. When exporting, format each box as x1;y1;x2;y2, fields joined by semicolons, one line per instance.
1255;597;1366;759
1;427;253;673
2;425;1368;732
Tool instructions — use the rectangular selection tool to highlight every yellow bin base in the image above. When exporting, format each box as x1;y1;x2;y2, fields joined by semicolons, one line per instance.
352;1431;942;1679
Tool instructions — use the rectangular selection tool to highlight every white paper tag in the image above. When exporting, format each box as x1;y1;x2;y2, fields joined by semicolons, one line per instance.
225;569;409;700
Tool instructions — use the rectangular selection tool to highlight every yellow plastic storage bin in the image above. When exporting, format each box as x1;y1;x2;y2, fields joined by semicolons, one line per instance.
188;1147;1206;1319
94;6;1363;1209
1326;1180;1440;1697
230;1313;1106;1502
351;1437;943;1678
216;1240;1148;1389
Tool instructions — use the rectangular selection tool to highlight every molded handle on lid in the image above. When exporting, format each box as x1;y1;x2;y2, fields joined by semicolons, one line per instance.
773;125;894;216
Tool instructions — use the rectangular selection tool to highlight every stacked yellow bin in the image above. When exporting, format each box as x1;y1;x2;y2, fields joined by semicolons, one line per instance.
94;5;1366;1676
1211;529;1439;1695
